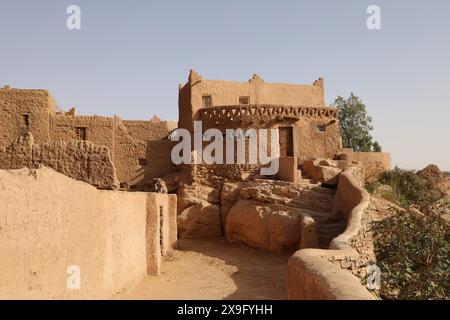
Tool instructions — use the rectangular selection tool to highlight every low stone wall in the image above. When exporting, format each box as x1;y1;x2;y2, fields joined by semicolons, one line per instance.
0;167;177;299
329;166;375;277
0;133;119;189
288;250;374;300
287;166;376;300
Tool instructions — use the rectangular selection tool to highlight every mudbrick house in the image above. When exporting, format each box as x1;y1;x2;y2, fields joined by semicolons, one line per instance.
0;71;392;299
0;86;177;190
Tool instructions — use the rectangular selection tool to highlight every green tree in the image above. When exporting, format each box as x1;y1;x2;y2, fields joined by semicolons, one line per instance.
332;93;380;152
372;141;382;152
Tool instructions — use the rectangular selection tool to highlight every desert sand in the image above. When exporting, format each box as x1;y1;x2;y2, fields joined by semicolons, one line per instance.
115;238;289;300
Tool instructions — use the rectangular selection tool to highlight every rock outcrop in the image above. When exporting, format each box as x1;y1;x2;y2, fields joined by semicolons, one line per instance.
177;183;222;238
368;196;406;222
224;179;342;252
417;164;450;201
176;176;342;253
178;201;222;238
302;158;349;186
226;200;303;252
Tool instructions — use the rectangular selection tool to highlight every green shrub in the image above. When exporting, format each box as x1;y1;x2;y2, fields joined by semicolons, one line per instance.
365;182;377;194
378;167;432;208
373;211;450;300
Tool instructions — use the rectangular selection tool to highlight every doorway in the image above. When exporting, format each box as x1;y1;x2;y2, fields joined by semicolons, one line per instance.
278;127;294;157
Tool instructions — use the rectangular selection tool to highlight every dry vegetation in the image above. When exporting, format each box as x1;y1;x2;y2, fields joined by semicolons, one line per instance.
367;165;450;300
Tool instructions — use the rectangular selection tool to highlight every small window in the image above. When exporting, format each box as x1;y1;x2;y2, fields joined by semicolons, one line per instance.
22;114;30;128
138;158;147;166
316;125;326;133
75;127;87;140
202;95;212;108
239;96;250;105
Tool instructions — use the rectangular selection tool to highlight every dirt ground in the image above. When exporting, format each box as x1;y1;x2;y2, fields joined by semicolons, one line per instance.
115;238;290;300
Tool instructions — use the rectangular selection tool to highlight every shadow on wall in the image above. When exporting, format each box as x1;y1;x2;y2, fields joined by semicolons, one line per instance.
177;238;289;300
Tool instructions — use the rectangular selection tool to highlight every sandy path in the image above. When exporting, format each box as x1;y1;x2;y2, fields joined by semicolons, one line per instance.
115;238;289;300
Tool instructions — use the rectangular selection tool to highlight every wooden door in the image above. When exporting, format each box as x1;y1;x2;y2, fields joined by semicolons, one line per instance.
279;127;293;157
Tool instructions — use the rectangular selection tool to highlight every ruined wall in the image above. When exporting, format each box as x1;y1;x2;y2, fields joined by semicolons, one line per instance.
50;114;174;189
50;114;115;156
0;133;119;189
178;81;192;130
0;87;55;148
143;140;178;186
342;149;391;183
189;164;261;186
113;120;147;188
0;88;177;190
0;167;177;299
123;118;177;141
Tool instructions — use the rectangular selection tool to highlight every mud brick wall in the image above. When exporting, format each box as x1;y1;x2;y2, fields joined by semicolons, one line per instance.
0;167;178;299
0;88;55;148
0;133;119;189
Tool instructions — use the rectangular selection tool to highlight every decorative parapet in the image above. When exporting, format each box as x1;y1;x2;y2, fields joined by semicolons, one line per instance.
198;104;338;126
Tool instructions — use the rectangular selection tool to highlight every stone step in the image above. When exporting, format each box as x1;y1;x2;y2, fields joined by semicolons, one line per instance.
289;199;334;213
316;220;347;249
282;175;345;249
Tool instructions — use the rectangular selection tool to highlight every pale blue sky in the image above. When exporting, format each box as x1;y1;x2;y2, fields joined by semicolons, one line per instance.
0;1;449;170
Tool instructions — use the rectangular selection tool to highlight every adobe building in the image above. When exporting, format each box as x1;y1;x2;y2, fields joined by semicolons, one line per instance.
177;70;348;185
0;87;178;298
0;86;177;190
0;71;390;190
0;71;392;299
179;70;342;161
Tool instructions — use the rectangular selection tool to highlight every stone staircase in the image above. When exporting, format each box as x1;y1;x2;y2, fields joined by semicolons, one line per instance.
287;183;347;249
288;185;335;213
311;212;347;249
222;178;348;251
298;174;319;186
